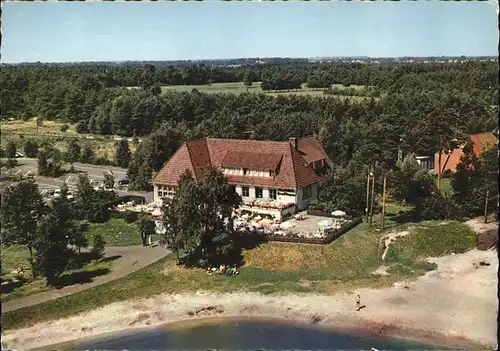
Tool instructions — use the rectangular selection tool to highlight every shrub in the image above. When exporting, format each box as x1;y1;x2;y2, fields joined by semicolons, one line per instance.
91;233;106;257
124;211;139;223
75;121;88;134
23;139;39;158
415;192;465;221
60;124;69;132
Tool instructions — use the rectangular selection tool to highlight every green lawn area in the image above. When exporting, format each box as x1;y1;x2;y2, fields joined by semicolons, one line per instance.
439;177;453;196
1;245;112;302
85;218;160;247
1;204;477;330
160;82;373;102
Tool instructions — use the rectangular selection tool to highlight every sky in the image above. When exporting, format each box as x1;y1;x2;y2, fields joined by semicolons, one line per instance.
1;1;498;63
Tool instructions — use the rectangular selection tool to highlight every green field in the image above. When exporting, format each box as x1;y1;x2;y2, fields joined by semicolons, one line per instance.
1;245;112;302
1;202;477;330
86;218;161;247
160;82;372;101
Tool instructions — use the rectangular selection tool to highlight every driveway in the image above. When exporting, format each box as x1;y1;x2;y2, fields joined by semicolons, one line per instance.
1;245;170;313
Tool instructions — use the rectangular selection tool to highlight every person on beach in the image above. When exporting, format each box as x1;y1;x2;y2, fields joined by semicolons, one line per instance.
355;294;361;311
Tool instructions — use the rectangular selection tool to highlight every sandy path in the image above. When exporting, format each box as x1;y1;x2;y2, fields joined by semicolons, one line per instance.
2;246;497;350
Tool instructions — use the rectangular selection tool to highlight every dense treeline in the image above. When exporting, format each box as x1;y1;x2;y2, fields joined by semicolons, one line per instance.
2;61;497;118
1;61;498;190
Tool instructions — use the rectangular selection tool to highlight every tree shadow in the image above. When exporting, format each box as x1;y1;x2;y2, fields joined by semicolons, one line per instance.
384;209;420;229
53;268;111;289
1;277;28;294
182;230;268;269
67;252;121;270
100;254;122;263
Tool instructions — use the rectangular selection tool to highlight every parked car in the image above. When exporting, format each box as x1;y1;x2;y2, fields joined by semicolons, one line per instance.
118;177;130;185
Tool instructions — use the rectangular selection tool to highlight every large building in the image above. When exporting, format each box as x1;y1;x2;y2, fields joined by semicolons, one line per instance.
152;136;332;218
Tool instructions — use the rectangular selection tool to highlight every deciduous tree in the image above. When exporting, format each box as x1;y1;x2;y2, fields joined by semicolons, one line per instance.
0;180;46;277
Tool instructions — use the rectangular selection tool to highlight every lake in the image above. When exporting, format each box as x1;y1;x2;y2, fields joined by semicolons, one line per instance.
60;316;446;350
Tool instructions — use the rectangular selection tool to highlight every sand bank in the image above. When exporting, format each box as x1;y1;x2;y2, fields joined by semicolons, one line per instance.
2;247;497;350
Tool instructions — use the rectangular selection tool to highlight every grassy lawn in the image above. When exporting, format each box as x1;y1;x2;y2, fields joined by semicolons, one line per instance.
0;118;78;136
1;245;112;303
85;218;160;247
1;205;477;331
439;177;453;196
160;82;373;101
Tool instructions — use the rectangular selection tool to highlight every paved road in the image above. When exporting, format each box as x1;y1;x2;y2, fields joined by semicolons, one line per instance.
1;159;150;199
1;245;170;313
1;158;127;182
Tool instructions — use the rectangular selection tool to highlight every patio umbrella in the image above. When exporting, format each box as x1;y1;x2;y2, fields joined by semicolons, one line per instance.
279;221;294;229
331;210;347;217
251;221;262;228
317;219;334;228
259;218;273;228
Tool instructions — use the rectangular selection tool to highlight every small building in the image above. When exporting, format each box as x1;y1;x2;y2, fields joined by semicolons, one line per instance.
415;155;435;173
152;136;332;219
434;132;498;174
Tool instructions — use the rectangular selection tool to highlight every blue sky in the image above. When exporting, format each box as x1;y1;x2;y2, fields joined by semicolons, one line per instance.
1;1;498;63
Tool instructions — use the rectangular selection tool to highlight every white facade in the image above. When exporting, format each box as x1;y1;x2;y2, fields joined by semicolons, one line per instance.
154;183;319;213
295;184;318;211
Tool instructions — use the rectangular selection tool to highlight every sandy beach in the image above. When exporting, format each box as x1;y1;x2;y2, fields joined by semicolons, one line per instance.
2;243;497;350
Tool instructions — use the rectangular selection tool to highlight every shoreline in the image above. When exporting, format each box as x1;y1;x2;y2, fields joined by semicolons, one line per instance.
36;314;486;351
2;247;497;350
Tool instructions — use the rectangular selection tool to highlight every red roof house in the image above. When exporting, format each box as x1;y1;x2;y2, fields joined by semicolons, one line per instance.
153;136;332;212
434;132;498;174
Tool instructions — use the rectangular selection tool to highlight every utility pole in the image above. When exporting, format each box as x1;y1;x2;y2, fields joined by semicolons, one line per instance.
369;166;376;228
365;167;371;222
381;172;387;230
484;189;490;224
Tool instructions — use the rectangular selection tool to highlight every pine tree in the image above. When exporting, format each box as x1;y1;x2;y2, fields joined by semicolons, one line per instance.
115;139;131;168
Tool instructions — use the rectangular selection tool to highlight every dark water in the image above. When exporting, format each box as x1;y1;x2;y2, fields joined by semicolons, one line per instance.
68;317;445;351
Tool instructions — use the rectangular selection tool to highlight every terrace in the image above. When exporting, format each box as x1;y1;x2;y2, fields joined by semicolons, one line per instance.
238;198;296;221
233;209;358;243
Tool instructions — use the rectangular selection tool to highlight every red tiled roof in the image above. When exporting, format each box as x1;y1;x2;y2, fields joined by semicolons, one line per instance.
153;137;326;189
296;136;333;167
221;151;282;170
470;132;498;156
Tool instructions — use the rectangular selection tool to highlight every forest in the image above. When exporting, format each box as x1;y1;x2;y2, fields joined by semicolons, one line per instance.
1;60;498;198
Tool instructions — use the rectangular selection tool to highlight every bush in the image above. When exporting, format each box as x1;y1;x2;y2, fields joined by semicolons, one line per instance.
75;121;88;134
415;193;465;221
124;211;139;223
91;233;106;257
60;124;69;132
23;139;39;158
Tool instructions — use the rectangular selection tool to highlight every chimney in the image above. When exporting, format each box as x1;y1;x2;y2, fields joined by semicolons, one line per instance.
289;137;298;150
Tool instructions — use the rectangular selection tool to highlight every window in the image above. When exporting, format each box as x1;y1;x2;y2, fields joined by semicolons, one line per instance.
269;189;277;200
242;186;249;197
302;186;311;200
165;187;176;196
255;187;263;198
243;168;248;175
269;170;275;177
